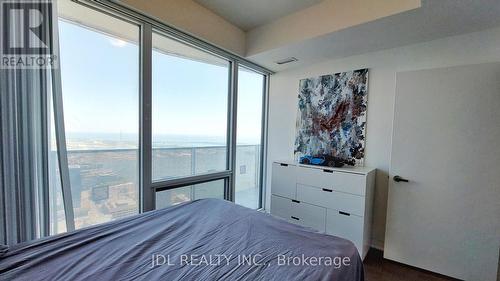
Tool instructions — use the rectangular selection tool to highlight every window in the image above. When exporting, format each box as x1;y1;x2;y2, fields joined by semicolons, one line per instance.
155;179;225;209
49;0;269;234
55;1;140;230
235;67;265;209
152;32;229;181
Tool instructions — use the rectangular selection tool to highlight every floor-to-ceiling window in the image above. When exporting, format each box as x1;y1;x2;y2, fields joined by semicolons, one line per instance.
53;0;140;232
151;31;230;207
49;0;269;233
235;67;265;209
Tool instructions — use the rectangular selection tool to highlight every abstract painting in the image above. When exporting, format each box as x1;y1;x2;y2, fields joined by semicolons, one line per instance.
294;69;369;166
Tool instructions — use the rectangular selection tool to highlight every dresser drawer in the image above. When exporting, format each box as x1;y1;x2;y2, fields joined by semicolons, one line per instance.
271;162;297;199
296;167;366;195
326;209;363;252
270;195;291;220
296;184;365;216
290;200;326;232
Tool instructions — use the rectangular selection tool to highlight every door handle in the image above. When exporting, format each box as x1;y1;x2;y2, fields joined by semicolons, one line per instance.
393;175;409;182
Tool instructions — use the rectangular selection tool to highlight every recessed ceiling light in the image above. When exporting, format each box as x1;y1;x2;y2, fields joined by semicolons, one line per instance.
275;57;298;65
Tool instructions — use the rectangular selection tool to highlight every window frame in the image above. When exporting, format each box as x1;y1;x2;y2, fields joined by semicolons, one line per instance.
150;28;232;183
54;0;271;232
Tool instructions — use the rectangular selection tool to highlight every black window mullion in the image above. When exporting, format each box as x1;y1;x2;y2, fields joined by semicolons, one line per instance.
227;61;238;202
140;23;154;212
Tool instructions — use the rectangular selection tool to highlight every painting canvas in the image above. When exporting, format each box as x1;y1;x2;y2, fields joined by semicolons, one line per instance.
294;69;369;166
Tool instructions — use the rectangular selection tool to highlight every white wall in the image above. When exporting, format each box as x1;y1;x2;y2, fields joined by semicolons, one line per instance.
266;26;500;249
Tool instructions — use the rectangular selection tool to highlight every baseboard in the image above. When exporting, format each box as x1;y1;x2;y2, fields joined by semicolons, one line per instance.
371;239;384;251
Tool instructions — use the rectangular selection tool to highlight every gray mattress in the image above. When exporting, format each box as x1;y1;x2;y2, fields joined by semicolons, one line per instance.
0;199;364;281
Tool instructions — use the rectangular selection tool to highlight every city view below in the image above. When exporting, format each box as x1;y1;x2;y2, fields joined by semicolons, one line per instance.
50;134;261;234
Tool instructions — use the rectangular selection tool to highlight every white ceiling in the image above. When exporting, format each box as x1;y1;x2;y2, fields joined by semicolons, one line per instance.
247;0;500;71
194;0;323;31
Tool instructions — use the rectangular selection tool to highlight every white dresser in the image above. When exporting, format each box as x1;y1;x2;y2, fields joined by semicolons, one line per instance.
270;160;376;259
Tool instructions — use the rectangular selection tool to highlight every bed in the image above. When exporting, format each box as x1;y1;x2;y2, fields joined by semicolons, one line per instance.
0;198;364;281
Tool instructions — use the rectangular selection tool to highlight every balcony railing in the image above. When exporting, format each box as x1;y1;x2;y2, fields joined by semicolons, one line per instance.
49;145;261;233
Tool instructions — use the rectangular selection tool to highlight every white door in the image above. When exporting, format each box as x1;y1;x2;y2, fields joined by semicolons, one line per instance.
384;63;500;281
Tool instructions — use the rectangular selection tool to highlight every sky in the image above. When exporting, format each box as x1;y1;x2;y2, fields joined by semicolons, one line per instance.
58;19;263;145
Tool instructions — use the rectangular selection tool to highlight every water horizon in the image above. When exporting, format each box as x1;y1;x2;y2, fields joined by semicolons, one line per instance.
61;132;260;151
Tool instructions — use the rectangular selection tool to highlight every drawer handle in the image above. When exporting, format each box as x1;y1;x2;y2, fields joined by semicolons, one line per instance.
322;188;333;192
323;169;333;173
339;211;351;216
291;199;300;203
291;216;300;221
280;163;288;167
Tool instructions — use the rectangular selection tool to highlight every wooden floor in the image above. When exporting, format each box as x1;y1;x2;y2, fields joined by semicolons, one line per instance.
363;249;459;281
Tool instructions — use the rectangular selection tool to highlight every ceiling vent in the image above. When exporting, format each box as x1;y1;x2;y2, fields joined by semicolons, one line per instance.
275;57;298;65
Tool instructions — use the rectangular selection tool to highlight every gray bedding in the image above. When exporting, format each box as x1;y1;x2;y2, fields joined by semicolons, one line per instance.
0;199;364;281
